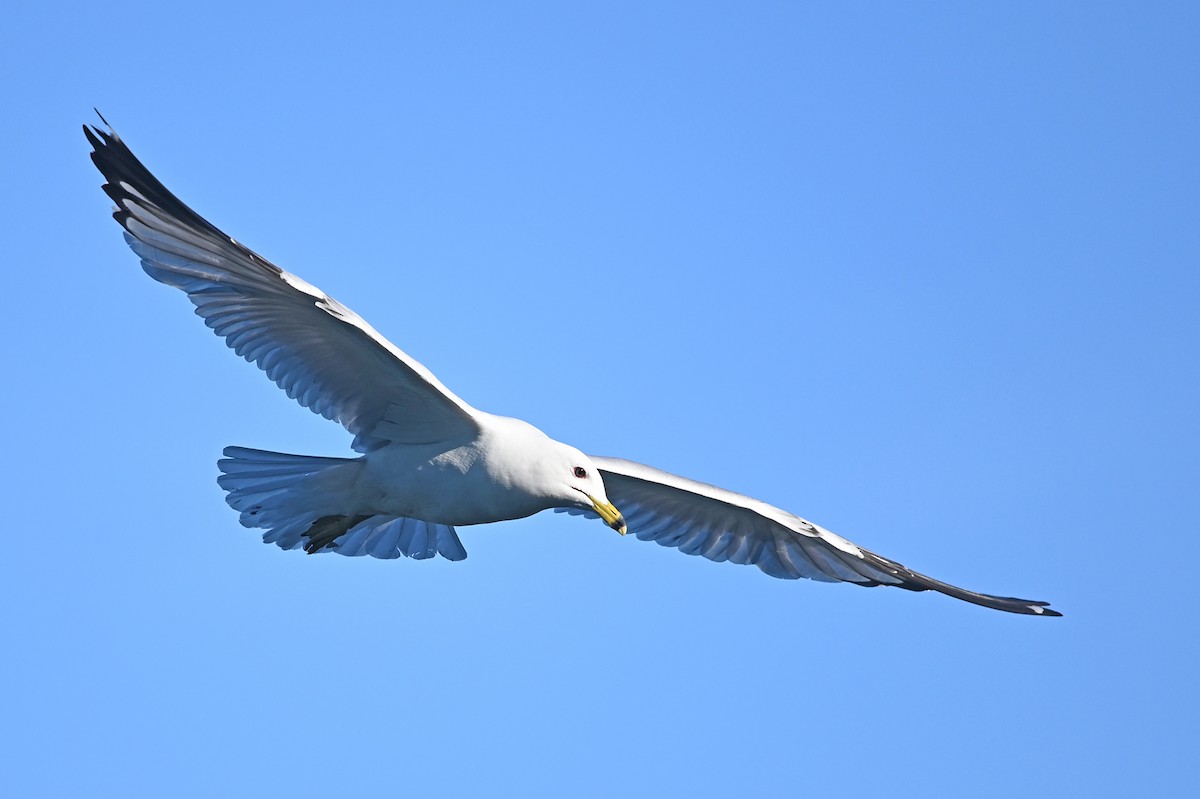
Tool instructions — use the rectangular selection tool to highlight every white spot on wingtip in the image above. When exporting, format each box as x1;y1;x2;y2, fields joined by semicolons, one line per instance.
1031;606;1045;614
118;181;149;202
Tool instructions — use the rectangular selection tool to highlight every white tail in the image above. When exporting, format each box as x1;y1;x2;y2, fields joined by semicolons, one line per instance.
216;447;467;560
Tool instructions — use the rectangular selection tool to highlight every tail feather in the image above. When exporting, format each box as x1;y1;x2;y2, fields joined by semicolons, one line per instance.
217;446;359;529
331;515;466;561
216;446;467;561
262;517;319;549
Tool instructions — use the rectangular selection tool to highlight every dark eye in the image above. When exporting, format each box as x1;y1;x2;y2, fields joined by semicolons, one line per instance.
573;466;587;479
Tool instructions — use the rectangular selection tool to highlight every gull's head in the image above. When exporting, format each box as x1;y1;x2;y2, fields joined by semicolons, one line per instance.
543;442;626;535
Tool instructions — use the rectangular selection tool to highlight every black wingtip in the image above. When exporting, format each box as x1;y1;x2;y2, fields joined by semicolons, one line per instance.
84;114;235;245
861;550;1062;616
84;109;116;147
942;588;1063;617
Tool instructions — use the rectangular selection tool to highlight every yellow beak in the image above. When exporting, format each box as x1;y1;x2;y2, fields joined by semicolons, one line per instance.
588;494;627;535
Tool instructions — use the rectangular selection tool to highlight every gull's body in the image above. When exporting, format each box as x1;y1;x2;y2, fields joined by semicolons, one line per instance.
355;414;605;527
86;119;1060;616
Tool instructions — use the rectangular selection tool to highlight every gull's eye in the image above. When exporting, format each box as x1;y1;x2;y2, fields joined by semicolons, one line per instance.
573;466;587;479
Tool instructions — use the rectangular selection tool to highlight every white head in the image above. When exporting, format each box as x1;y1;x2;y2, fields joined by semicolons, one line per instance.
538;441;626;534
485;416;626;533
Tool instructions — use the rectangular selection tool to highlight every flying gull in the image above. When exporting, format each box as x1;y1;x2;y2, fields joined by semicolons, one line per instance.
85;118;1060;616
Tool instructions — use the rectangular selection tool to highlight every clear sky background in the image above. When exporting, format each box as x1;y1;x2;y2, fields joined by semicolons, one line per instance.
3;2;1197;797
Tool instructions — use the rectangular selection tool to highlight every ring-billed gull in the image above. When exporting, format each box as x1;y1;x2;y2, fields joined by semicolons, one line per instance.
85;118;1060;617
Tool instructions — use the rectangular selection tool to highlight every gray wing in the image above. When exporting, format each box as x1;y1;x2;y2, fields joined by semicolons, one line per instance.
592;457;1060;616
86;121;480;451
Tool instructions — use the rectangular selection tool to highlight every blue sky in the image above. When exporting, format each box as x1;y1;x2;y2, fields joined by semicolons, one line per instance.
3;2;1197;796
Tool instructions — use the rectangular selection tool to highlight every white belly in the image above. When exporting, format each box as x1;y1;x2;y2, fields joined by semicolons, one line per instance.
354;438;549;526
